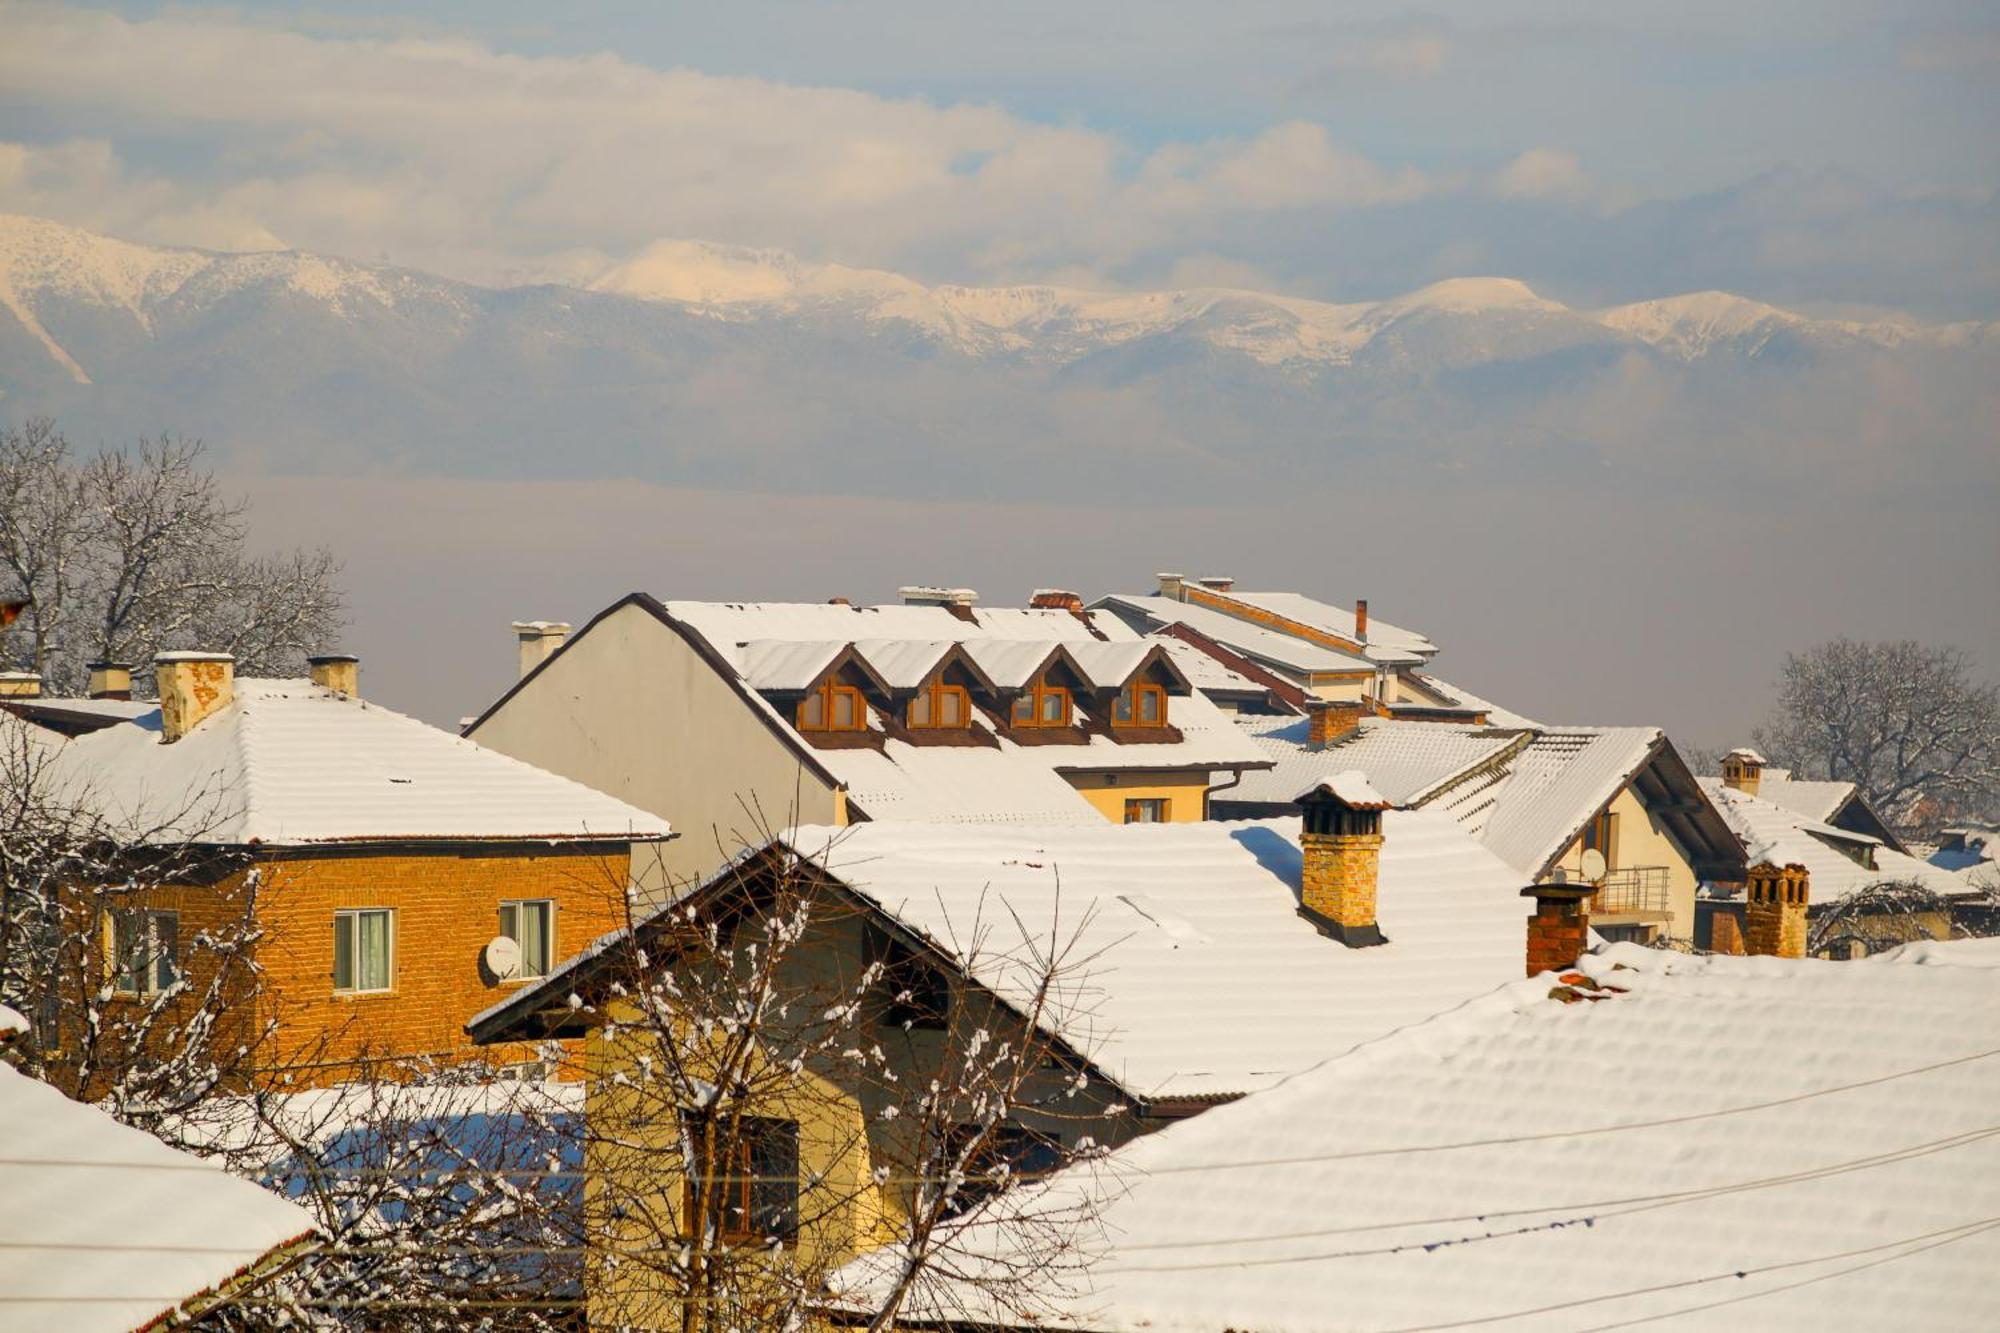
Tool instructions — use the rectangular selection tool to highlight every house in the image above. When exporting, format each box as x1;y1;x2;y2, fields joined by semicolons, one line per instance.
0;661;154;737
1714;746;1911;852
464;590;1273;884
467;787;1534;1320
830;935;2000;1331
1699;748;1984;956
1215;707;1743;944
0;1005;320;1331
32;651;673;1083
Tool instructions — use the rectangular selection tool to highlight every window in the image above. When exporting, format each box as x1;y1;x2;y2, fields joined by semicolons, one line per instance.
109;909;179;996
1124;798;1169;824
1011;681;1071;728
798;677;868;732
1111;681;1168;728
1582;811;1618;872
684;1115;799;1244
867;924;950;1028
908;681;970;730
333;908;395;993
940;1122;1063;1217
499;900;555;979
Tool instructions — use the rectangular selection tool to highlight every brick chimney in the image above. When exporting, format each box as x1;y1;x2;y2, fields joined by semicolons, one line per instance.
1156;572;1186;600
308;653;359;698
1744;861;1809;958
899;586;979;622
1195;575;1235;593
1305;697;1367;749
1721;747;1766;798
155;651;233;743
1521;881;1593;976
1295;772;1390;947
1029;589;1085;612
1354;599;1369;641
0;671;42;699
86;661;133;700
513;621;571;678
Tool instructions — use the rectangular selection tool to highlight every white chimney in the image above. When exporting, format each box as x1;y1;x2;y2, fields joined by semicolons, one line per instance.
899;587;978;622
155;651;234;743
513;621;571;678
309;653;360;698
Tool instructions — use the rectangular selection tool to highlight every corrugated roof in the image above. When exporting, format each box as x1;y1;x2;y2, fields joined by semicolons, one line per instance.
841;939;2000;1330
1754;770;1858;824
49;678;675;846
796;811;1529;1101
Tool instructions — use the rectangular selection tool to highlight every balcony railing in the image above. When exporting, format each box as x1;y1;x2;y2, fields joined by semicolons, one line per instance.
1591;866;1672;917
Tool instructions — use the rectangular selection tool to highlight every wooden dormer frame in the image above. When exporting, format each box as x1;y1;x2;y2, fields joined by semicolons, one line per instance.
1011;680;1073;728
1110;679;1169;728
798;677;869;732
908;680;973;730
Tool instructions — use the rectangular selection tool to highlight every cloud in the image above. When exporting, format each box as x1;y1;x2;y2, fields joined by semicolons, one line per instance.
1490;148;1592;201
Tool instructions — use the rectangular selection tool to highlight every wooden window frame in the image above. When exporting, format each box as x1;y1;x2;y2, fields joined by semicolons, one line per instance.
1111;681;1168;728
499;898;556;981
1011;681;1072;729
683;1115;800;1245
1123;798;1169;824
908;681;972;730
333;907;396;994
108;908;180;997
1582;810;1618;872
797;677;869;733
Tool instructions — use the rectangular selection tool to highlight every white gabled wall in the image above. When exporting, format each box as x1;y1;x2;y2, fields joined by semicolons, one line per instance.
471;602;841;888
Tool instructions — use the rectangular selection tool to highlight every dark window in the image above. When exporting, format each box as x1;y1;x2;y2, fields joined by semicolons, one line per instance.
909;682;971;730
866;923;950;1029
685;1115;799;1244
1112;682;1168;727
1012;681;1071;728
940;1122;1063;1217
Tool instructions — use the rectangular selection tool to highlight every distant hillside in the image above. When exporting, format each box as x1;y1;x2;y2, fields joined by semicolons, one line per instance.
2;214;1993;504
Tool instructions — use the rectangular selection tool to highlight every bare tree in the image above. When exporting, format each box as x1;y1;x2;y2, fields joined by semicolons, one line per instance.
1754;638;2000;835
0;418;345;692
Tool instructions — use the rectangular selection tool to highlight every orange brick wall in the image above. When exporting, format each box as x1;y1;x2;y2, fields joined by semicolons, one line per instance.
246;844;632;1081
1180;584;1364;654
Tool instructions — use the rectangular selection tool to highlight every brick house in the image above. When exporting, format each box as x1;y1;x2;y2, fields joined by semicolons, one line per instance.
37;651;673;1083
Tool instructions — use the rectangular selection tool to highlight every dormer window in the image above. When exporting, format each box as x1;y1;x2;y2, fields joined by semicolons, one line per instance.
908;681;970;729
1111;680;1168;727
1011;681;1071;728
798;678;867;732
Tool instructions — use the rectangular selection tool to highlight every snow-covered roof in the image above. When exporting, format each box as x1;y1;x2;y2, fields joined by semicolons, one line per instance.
47;678;675;846
1294;770;1390;809
1151;635;1278;700
1222;589;1436;660
1725;745;1770;764
1093;595;1375;675
788;812;1529;1101
1226;715;1521;808
1405;670;1541;729
1470;727;1664;876
1750;768;1860;824
0;1027;318;1330
1699;779;1973;901
664;600;1267;825
838;939;2000;1331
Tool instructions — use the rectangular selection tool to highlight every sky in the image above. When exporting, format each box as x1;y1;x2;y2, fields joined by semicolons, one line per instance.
2;0;1997;743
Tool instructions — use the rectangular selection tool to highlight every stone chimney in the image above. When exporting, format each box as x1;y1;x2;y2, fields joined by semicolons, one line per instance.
1155;572;1185;600
1029;589;1085;612
1521;881;1593;976
1305;697;1367;749
1721;747;1766;798
86;661;133;700
1295;771;1390;947
155;651;233;743
1354;599;1369;641
1195;575;1235;593
308;653;359;698
1744;861;1809;958
0;671;42;699
899;587;979;623
513;621;571;678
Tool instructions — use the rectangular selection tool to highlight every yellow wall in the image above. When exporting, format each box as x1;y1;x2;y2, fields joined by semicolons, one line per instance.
1063;768;1213;822
1305;673;1372;702
1549;783;1700;942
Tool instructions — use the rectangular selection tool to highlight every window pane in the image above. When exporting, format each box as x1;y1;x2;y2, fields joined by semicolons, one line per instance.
939;689;962;726
1041;691;1064;723
748;1119;801;1240
333;914;353;990
359;911;391;991
521;903;549;978
910;691;931;727
1139;689;1161;722
112;911;141;993
1113;693;1133;722
801;692;825;728
498;902;517;942
152;913;179;992
834;689;858;728
1012;695;1033;723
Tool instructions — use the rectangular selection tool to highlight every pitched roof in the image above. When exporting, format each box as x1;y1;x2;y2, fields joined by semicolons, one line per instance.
1093;595;1376;675
0;1019;319;1331
1469;726;1665;875
48;678;675;847
1222;589;1436;660
1699;779;1974;901
835;940;2000;1332
1754;769;1862;823
473;813;1531;1104
1226;715;1522;808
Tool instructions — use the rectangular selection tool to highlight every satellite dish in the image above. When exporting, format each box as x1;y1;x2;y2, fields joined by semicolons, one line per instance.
482;935;521;983
1580;849;1608;884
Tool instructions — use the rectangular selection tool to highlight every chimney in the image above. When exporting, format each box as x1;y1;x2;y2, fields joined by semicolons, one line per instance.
1155;572;1185;600
1354;599;1369;641
899;587;979;623
1521;881;1594;977
86;661;133;700
1029;589;1085;613
1721;747;1766;798
1305;697;1367;749
513;621;571;678
155;651;234;743
1744;861;1809;958
1195;575;1235;593
0;671;42;699
827;596;852;606
308;653;359;698
1295;772;1390;947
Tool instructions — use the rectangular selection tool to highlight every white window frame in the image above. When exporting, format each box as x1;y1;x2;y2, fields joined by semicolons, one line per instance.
499;899;556;981
333;908;396;994
109;908;180;997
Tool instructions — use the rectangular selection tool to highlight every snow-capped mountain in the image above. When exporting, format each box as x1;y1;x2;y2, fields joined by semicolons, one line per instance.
1;214;1992;501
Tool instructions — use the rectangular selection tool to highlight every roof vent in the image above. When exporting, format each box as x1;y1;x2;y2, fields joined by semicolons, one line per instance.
0;671;42;699
86;661;133;701
309;653;360;698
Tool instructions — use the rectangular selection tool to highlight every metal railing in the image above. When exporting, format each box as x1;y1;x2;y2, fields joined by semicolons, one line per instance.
1591;866;1672;916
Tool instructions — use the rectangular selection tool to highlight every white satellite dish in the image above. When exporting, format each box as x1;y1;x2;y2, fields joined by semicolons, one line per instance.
483;935;522;982
1579;849;1608;884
